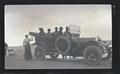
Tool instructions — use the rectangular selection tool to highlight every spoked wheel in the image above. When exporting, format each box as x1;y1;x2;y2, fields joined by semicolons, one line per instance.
34;45;45;60
83;45;103;65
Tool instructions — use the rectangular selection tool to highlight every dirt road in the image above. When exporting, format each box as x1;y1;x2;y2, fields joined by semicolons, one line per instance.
5;55;111;69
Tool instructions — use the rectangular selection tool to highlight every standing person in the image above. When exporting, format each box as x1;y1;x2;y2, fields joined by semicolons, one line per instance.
23;35;33;60
64;26;72;38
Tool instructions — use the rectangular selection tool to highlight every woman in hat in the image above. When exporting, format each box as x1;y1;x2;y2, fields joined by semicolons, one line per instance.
23;35;33;60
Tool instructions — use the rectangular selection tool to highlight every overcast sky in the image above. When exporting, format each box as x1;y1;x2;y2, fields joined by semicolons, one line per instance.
5;5;112;46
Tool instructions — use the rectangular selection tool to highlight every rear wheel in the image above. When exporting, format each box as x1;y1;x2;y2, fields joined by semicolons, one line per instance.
83;45;103;65
34;45;45;60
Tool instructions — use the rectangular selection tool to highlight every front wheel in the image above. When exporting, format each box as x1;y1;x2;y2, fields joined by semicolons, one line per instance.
83;45;103;65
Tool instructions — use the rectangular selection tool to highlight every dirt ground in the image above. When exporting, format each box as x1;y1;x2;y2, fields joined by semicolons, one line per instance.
5;56;112;69
5;46;112;69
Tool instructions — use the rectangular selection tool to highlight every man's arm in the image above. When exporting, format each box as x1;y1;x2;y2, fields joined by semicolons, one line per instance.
30;37;33;41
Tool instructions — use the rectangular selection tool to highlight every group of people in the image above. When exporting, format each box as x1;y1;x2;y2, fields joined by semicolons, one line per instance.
23;26;72;60
37;26;72;39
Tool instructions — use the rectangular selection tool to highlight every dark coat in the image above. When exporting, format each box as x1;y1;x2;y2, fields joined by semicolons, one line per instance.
24;43;32;60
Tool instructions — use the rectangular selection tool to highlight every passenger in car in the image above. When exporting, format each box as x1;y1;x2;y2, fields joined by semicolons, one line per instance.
52;27;59;38
46;28;53;38
58;27;63;36
64;26;72;38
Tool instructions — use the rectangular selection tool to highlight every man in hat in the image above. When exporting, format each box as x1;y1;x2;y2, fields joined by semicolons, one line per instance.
46;28;53;38
58;27;63;36
63;26;72;38
36;27;46;44
39;27;46;37
52;27;59;38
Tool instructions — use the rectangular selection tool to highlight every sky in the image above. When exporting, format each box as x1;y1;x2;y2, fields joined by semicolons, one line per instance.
5;5;112;46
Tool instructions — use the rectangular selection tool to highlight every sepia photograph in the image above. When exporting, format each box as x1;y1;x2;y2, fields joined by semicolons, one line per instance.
5;5;112;69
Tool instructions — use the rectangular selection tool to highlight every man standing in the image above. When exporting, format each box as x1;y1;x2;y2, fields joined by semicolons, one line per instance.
23;35;33;60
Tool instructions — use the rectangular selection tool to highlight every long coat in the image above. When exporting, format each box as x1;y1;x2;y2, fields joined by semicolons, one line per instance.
23;38;33;60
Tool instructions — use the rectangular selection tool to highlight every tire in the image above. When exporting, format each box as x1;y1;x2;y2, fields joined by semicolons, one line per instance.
55;36;71;54
83;45;103;65
34;45;45;60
